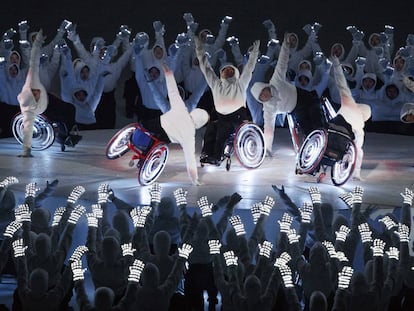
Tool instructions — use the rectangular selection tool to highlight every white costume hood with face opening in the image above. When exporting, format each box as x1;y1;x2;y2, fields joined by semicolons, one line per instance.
400;103;414;123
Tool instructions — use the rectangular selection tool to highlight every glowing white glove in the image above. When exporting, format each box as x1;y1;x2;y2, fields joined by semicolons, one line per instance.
221;16;233;25
25;182;38;198
128;259;145;283
18;204;31;222
0;176;19;188
261;196;275;216
338;266;353;289
178;243;193;260
336;251;349;262
322;241;337;259
335;225;351;242
52;207;66;227
197;196;213;217
278;264;294;288
274;252;291;267
4;221;22;238
353;186;364;204
91;204;103;219
68;205;85;224
71;260;87;281
339;192;354;208
371;239;386;257
86;213;98;228
395;223;410;243
223;250;238;266
97;183;109;204
258;241;273;258
67;185;85;204
12;238;27;258
400;188;413;206
287;228;300;244
379;215;398;230
173;188;188;206
308;187;321;204
358;223;373;243
251;203;262;224
229;215;246;236
70;245;89;262
299;202;313;224
208;240;222;255
278;212;294;233
149;182;161;204
121;243;136;257
386;247;399;260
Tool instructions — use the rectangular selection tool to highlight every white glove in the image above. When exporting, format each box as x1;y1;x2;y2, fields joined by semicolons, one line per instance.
178;243;193;260
274;252;291;267
208;240;222;255
335;225;351;242
336;251;349;262
322;241;337;259
308;187;321;204
278;213;293;233
229;215;246;236
0;176;19;188
197;196;213;217
25;182;38;198
400;188;413;206
338;266;353;289
149;182;161;204
4;221;22;238
353;186;364;204
121;243;136;257
91;204;103;219
221;16;233;25
67;185;85;204
86;213;98;228
287;228;300;244
51;207;66;227
371;239;386;257
97;183;109;204
18;204;31;222
299;202;313;224
386;247;399;260
173;188;188;206
251;202;262;224
339;192;354;208
70;245;89;262
128;259;145;283
68;205;86;224
261;196;275;216
278;264;294;288
379;215;398;230
71;260;87;281
258;241;273;258
395;223;410;243
358;223;373;243
223;250;238;266
12;238;27;258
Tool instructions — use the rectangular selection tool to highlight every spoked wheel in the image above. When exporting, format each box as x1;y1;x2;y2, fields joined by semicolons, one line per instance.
331;141;357;186
297;129;327;174
11;113;55;150
138;143;169;186
234;123;266;169
105;123;138;159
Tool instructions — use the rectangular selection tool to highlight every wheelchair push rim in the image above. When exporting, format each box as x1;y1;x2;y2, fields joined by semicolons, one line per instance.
297;129;327;174
138;143;169;186
105;123;138;159
234;122;266;169
331;141;357;186
11;113;55;151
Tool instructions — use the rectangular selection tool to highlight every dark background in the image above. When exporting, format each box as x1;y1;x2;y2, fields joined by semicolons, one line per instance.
3;0;413;56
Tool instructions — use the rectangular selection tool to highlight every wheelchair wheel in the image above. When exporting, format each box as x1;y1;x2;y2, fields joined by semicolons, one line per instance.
234;123;266;169
331;140;356;186
106;123;137;159
138;143;169;186
297;129;327;174
11;113;55;151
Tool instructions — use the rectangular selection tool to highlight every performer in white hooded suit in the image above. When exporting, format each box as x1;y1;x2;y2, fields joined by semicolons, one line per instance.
17;30;49;157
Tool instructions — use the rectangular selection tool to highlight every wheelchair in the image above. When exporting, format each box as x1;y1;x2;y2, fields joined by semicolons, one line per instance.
200;122;266;171
105;123;169;186
11;112;81;152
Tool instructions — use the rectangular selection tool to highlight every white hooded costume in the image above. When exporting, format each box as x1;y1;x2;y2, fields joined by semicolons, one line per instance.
17;30;49;156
